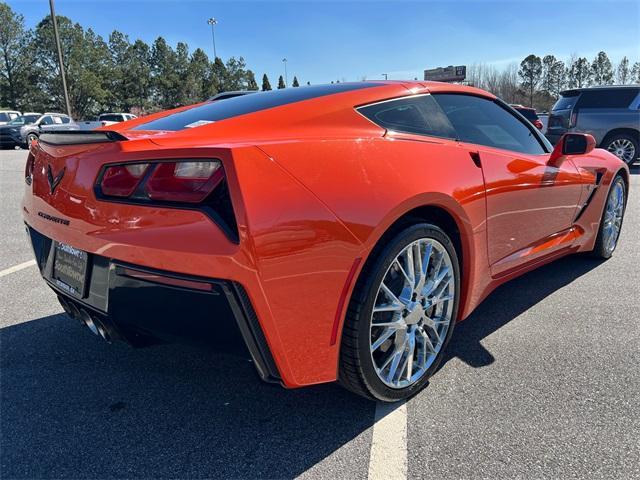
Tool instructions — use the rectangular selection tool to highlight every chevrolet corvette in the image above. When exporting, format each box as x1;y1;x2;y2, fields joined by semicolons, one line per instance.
22;81;629;401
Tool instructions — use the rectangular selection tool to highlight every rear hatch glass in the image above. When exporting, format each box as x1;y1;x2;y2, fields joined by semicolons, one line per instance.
515;108;539;121
552;93;579;111
134;83;379;132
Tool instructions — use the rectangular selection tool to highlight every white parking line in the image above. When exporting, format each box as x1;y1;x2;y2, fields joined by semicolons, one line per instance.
0;260;36;278
368;400;407;480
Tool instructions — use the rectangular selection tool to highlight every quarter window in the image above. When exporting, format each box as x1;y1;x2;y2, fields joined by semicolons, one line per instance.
358;95;456;139
433;94;548;154
576;89;639;109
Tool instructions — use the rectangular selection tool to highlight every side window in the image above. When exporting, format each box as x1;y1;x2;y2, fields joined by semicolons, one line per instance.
576;89;639;109
52;116;63;124
433;94;547;154
39;116;54;125
358;95;456;139
60;116;71;124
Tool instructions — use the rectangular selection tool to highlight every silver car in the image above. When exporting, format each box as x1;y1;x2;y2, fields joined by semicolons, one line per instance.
546;86;639;165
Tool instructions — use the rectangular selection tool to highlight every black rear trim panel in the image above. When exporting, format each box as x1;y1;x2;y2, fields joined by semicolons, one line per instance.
39;130;128;145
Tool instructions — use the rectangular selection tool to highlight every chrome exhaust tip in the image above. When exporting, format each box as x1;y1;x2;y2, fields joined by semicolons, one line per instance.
79;309;100;336
92;317;112;343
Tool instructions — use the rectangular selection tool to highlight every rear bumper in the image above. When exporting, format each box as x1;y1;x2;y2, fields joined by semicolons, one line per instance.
27;225;281;384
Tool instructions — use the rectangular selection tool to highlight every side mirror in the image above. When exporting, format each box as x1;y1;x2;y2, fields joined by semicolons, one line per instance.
549;133;596;165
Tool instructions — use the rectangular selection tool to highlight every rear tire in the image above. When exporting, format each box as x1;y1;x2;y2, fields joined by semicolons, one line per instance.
592;174;627;259
339;223;460;402
604;133;638;165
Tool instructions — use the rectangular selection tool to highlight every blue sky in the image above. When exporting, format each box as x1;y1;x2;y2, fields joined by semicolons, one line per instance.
8;0;640;85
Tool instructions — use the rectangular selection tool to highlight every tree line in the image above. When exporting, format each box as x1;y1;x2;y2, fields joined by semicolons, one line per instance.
0;2;300;119
468;52;640;112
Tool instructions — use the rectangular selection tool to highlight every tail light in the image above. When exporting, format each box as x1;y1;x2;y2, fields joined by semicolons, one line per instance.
534;119;543;130
97;159;224;204
145;161;224;203
24;152;35;185
100;163;148;197
96;158;237;242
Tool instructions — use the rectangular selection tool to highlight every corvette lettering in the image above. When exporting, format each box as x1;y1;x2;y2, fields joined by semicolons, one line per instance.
37;211;70;226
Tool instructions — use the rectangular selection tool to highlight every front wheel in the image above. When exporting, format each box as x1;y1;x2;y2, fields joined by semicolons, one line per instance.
339;223;460;402
592;174;627;259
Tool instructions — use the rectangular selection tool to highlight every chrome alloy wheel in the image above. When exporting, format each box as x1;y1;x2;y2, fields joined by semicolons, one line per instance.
603;180;625;254
369;238;455;389
607;138;636;164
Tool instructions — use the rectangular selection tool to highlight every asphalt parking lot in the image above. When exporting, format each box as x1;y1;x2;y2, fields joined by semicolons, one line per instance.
1;148;638;479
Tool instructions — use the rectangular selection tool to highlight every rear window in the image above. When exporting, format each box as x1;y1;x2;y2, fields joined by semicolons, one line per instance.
576;89;639;109
99;114;125;122
134;83;379;131
552;93;580;111
514;108;539;121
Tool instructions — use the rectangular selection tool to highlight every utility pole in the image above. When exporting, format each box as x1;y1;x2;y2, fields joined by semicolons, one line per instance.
207;17;218;59
49;0;71;117
282;58;288;86
382;73;388;80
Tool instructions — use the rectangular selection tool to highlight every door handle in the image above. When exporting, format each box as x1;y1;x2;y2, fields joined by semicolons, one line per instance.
469;151;482;168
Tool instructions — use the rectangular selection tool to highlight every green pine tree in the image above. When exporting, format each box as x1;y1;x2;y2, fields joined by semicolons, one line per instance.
292;76;299;87
277;75;285;89
246;70;259;90
262;73;272;91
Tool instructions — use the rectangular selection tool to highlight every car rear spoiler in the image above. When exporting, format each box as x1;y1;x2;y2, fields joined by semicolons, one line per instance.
38;130;128;145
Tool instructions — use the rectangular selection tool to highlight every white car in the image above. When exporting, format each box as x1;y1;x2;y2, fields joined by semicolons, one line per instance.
0;110;21;125
78;113;138;130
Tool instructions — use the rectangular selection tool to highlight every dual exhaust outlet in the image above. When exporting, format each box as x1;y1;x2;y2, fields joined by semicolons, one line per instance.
57;295;115;343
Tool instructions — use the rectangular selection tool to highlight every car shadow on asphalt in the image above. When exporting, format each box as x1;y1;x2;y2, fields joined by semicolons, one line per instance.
441;255;604;370
1;255;604;479
0;316;372;479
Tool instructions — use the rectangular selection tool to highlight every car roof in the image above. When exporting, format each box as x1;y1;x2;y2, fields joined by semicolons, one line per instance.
560;85;640;96
113;80;497;144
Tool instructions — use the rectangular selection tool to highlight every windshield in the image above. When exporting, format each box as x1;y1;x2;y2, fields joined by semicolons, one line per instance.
7;115;40;126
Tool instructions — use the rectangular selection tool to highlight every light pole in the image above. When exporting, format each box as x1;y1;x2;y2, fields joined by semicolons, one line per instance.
382;73;388;80
49;0;71;117
207;17;218;59
282;58;288;86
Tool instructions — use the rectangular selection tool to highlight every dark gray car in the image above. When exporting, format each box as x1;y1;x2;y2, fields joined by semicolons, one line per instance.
546;86;639;165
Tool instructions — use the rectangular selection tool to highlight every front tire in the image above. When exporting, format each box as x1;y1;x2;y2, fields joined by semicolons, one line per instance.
592;174;627;259
339;223;460;402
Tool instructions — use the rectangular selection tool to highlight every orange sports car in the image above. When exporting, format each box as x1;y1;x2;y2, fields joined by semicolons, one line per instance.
22;81;629;401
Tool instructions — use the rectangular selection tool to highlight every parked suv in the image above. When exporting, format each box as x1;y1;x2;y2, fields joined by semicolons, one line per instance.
18;113;76;148
0;113;41;149
0;110;21;125
547;86;640;164
510;104;544;130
